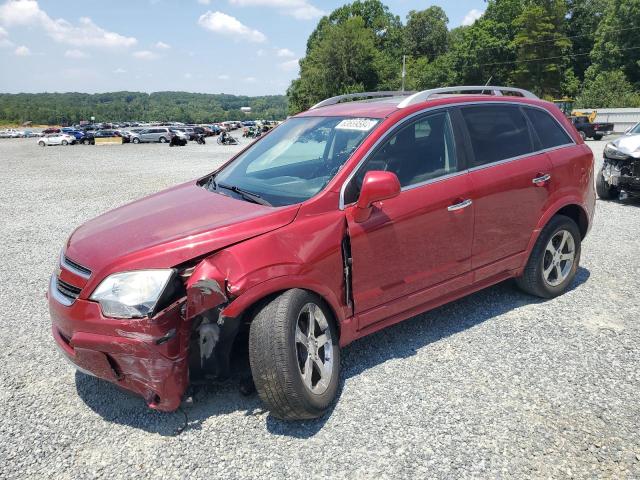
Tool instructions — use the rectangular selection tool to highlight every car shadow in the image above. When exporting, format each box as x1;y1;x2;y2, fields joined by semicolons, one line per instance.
76;267;590;438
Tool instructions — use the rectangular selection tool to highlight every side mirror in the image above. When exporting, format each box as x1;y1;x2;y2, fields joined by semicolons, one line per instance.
354;171;401;222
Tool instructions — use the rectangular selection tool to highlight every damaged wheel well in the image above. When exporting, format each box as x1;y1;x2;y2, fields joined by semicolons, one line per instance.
191;288;341;381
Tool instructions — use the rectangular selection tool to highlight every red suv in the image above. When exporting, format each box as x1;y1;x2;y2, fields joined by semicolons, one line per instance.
49;86;595;420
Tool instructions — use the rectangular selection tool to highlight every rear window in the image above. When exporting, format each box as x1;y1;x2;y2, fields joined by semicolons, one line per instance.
461;105;534;167
524;107;573;149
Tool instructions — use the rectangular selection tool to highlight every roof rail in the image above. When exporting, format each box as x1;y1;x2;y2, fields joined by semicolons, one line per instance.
397;86;538;108
310;91;415;110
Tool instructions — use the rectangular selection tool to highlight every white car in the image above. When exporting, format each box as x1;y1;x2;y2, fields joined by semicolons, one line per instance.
37;133;75;146
0;128;25;138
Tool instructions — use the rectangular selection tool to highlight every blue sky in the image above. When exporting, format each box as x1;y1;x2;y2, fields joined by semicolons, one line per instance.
0;0;485;95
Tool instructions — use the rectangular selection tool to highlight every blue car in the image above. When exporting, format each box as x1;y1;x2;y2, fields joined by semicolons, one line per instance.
61;128;85;141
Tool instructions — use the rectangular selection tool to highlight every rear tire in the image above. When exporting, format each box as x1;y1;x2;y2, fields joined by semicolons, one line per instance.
132;138;140;144
61;140;68;146
579;131;586;141
516;215;581;299
38;141;45;147
596;166;618;200
249;289;340;420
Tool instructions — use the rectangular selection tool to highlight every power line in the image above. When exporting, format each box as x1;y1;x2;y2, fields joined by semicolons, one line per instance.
472;45;640;68
459;24;640;53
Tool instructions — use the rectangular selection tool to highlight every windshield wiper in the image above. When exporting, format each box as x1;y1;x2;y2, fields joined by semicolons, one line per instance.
216;182;272;207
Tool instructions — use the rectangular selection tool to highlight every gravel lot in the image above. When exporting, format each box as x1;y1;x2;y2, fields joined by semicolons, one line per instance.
1;137;638;479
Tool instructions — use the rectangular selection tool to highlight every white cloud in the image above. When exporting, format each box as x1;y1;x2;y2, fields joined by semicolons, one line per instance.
0;0;137;48
461;9;483;26
198;11;266;42
217;74;230;80
0;24;11;46
279;58;299;72
256;48;264;56
276;48;295;57
14;44;29;56
243;76;257;83
228;0;324;20
113;67;126;74
64;48;88;58
155;41;170;49
184;72;192;79
197;0;211;4
132;50;158;59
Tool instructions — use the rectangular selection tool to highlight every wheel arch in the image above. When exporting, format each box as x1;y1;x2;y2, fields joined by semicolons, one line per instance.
222;280;345;339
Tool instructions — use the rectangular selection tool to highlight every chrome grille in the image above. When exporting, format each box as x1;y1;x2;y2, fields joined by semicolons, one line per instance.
61;255;92;279
56;278;82;302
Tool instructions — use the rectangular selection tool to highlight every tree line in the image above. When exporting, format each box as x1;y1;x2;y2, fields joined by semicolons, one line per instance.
0;91;288;125
287;0;640;114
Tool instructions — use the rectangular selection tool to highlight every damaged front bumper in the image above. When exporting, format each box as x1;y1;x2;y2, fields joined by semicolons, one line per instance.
49;278;190;411
603;156;640;196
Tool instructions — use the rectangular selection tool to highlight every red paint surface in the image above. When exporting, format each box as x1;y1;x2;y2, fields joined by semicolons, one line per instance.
50;95;595;410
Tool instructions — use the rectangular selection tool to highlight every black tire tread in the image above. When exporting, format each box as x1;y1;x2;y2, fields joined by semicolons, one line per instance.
516;215;581;299
249;289;334;420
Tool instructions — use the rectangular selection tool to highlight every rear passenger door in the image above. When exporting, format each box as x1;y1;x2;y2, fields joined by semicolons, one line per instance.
460;104;554;282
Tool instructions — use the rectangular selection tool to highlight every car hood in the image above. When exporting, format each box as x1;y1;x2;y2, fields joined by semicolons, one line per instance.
65;181;299;287
611;134;640;158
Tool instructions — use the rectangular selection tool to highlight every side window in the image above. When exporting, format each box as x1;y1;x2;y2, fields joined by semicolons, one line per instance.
344;111;457;204
523;107;573;149
461;105;533;167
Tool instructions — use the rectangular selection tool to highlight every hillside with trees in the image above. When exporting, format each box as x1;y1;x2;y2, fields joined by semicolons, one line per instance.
287;0;640;114
0;91;287;125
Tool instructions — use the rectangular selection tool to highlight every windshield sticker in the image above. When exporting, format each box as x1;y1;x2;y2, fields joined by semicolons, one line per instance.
335;118;378;131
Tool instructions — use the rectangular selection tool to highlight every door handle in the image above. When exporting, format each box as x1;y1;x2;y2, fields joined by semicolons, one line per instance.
447;199;473;211
532;173;551;185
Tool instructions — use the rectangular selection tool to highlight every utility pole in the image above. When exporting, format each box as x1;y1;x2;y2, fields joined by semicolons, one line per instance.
401;55;406;92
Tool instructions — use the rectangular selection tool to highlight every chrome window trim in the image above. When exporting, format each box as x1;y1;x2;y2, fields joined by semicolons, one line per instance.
60;252;91;279
339;101;576;210
50;274;75;307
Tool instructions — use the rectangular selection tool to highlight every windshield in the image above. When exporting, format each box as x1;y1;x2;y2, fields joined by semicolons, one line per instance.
206;116;379;206
631;123;640;135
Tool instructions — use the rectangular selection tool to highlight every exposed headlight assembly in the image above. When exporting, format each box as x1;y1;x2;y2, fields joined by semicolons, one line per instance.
90;269;174;319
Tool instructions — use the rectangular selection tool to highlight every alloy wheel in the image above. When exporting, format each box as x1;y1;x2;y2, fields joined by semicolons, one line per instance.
543;230;575;287
294;303;334;395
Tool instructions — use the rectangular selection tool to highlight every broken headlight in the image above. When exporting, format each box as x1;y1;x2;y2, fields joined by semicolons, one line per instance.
604;143;630;160
90;269;174;319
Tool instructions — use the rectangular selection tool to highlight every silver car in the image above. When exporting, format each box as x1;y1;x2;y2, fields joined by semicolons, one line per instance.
138;127;173;143
624;122;640;136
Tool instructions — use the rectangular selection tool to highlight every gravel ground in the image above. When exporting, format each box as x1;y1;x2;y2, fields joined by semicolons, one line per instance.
0;137;638;479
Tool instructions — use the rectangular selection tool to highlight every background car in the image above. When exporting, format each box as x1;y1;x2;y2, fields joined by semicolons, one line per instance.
138;127;174;143
624;122;640;136
37;133;75;146
42;127;61;135
61;128;86;141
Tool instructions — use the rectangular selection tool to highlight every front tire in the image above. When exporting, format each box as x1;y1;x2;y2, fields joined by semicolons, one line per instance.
38;141;45;147
132;138;140;144
61;140;68;146
593;134;603;141
516;215;581;299
159;136;167;143
249;289;340;420
596;166;618;200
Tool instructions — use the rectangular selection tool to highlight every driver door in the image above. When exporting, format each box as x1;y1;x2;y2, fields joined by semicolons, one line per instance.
343;110;474;330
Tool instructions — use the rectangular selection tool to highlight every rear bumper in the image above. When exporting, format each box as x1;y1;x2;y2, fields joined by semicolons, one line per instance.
49;278;189;411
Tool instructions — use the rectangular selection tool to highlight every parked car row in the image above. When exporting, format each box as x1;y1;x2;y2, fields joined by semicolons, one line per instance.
0;128;43;138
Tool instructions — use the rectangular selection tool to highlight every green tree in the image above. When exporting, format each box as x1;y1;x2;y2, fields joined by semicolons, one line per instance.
404;7;449;61
576;68;640;107
287;17;380;114
590;0;640;86
566;0;608;80
511;0;571;98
